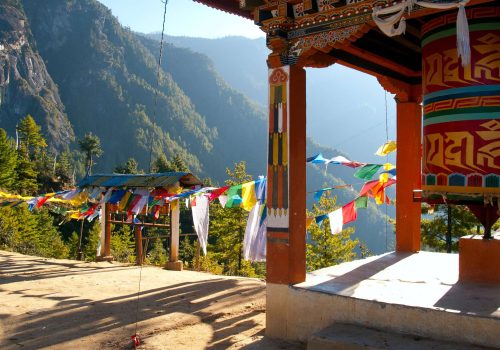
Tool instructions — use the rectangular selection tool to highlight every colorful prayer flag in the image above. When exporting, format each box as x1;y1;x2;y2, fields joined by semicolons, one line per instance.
375;140;397;156
354;164;383;180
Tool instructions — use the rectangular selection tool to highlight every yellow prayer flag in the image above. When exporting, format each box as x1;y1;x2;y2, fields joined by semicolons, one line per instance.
241;181;257;211
306;217;314;229
383;163;395;171
375;140;397;156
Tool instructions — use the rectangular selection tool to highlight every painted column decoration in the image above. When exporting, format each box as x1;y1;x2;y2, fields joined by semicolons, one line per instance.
421;6;500;198
268;66;289;232
266;65;306;284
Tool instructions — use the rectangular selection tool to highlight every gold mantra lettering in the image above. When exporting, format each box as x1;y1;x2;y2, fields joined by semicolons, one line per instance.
424;34;500;87
426;129;500;173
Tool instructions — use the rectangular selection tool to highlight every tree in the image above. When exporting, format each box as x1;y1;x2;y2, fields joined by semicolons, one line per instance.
306;190;359;272
17;115;47;159
0;129;17;190
114;158;141;174
152;154;170;173
14;145;39;195
169;154;189;172
209;161;257;277
421;204;480;253
78;132;103;176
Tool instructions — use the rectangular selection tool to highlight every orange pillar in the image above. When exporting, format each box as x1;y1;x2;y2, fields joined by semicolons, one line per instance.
396;101;422;252
266;65;306;284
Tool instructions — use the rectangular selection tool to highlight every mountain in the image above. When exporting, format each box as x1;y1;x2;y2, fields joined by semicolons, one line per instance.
0;0;393;253
0;0;74;151
153;35;397;165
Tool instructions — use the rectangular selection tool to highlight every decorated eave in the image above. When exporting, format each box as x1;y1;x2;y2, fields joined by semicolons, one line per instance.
193;0;255;19
78;172;203;189
195;0;497;89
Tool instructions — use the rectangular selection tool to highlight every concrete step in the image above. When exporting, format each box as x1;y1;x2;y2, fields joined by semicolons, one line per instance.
307;323;495;350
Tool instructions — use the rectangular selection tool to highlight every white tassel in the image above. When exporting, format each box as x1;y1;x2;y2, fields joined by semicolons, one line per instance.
456;4;471;67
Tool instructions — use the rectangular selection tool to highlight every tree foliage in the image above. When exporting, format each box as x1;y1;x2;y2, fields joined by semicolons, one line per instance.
78;132;103;176
421;204;480;252
114;157;141;174
0;128;17;190
306;190;359;272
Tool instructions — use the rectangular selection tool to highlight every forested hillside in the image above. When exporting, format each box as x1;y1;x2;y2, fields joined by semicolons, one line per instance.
0;0;393;254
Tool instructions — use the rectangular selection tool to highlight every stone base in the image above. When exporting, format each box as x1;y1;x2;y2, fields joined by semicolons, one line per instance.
96;255;113;262
165;260;183;271
266;252;500;348
459;233;500;284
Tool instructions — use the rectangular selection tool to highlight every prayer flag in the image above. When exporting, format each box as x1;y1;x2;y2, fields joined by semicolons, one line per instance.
342;201;357;225
354;196;368;209
192;195;209;255
328;208;343;235
375;140;397;156
354;164;383;180
315;214;328;227
306;217;314;229
208;186;229;202
241;181;257;211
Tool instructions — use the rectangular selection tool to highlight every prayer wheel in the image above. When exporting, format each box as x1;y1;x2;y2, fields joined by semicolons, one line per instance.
421;5;500;236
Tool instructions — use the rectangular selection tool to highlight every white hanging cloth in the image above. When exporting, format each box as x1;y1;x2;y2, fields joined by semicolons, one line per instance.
191;194;209;255
243;203;267;262
372;0;471;66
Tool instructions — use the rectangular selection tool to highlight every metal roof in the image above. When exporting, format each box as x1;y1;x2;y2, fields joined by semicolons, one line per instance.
78;172;203;189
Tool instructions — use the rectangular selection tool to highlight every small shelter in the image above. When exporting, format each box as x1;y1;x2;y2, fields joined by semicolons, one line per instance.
78;172;202;270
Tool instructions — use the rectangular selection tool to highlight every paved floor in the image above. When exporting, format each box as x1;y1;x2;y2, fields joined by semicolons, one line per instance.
295;251;500;318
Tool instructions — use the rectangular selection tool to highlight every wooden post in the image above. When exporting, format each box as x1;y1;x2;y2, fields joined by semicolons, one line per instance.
395;100;422;252
134;225;143;266
266;65;307;285
166;200;183;270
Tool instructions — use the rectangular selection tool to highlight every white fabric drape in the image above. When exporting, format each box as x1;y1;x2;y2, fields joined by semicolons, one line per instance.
328;208;343;235
192;194;209;255
372;0;471;66
243;203;267;262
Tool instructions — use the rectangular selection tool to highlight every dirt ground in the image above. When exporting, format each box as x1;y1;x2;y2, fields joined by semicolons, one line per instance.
0;250;304;350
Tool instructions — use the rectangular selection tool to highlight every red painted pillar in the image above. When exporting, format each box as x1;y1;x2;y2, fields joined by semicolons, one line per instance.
266;65;307;284
396;101;422;252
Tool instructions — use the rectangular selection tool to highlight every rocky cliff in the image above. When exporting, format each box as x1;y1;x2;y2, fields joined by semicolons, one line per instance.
0;0;74;151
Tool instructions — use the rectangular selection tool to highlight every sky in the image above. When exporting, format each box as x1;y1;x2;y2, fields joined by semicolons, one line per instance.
97;0;264;38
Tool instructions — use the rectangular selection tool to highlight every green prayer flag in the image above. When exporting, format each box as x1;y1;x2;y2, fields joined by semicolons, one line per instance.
354;164;383;180
354;196;368;209
225;184;242;208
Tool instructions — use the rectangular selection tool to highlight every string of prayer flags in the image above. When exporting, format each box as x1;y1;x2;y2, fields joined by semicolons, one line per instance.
307;153;365;168
354;164;383;180
311;184;352;202
375;140;397;156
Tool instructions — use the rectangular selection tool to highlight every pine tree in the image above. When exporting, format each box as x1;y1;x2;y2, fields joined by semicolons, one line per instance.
17;114;47;160
14;144;39;195
169;154;189;172
78;132;103;176
0;128;17;190
114;158;141;174
306;190;359;272
152;154;170;172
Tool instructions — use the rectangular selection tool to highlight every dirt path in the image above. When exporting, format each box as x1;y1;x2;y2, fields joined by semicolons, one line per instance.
0;250;303;350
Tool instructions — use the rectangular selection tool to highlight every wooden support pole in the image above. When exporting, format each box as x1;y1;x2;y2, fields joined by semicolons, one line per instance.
134;225;143;266
166;201;182;271
266;65;306;285
396;100;422;252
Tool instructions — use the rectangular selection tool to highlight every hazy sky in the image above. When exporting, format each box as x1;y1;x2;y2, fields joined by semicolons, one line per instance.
97;0;264;38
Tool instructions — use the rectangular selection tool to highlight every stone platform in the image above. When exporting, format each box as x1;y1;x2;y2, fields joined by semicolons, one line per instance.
266;251;500;348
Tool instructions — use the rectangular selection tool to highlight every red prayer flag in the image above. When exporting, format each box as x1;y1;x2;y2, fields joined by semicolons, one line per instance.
342;201;357;225
208;186;230;202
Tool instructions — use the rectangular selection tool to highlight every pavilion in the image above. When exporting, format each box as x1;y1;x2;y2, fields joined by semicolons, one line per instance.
194;0;499;347
78;172;202;269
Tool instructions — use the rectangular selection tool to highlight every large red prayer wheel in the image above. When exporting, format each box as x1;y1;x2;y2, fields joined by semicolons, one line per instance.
421;5;500;235
421;6;500;198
